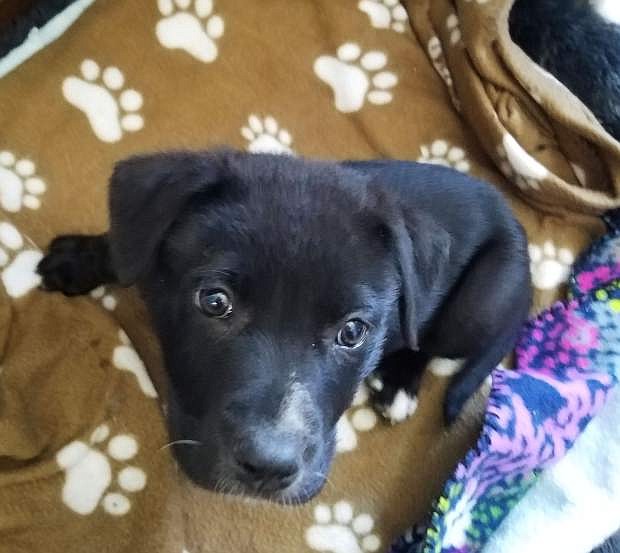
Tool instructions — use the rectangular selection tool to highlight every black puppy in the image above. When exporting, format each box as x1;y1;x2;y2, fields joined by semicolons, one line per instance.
37;150;530;503
510;0;620;140
594;528;620;553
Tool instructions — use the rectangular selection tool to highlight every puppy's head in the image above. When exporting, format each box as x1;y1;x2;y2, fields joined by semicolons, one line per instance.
108;150;438;503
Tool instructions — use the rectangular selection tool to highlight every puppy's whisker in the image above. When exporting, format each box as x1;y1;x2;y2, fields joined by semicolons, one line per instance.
159;439;203;451
214;477;221;494
214;477;227;496
288;496;304;521
284;496;294;511
216;477;229;496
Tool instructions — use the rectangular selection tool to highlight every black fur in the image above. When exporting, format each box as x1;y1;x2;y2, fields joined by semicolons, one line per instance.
0;0;77;58
38;234;115;295
510;0;620;140
593;529;620;553
37;150;531;503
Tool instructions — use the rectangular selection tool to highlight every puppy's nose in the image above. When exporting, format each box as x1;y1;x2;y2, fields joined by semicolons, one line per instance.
234;431;300;490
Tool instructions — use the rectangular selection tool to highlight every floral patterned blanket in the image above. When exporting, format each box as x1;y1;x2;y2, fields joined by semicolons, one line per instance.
391;211;620;553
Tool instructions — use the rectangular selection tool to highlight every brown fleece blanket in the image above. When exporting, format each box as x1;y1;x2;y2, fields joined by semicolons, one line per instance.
1;1;618;552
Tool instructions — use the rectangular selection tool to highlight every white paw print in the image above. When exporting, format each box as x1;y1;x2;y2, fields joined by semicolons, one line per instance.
358;0;408;33
156;0;225;63
57;424;147;516
427;36;461;110
0;151;46;212
528;241;575;290
113;330;158;398
335;385;378;453
427;36;453;88
497;133;548;191
446;14;461;45
62;60;144;143
241;115;294;155
0;221;42;298
90;285;117;311
314;43;398;113
418;140;470;172
570;162;587;186
428;357;464;377
306;501;381;553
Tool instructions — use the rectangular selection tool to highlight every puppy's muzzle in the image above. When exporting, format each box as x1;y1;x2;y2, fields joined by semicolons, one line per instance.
232;426;303;493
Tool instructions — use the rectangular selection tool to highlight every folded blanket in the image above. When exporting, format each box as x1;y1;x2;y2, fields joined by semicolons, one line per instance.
0;1;618;552
406;0;620;217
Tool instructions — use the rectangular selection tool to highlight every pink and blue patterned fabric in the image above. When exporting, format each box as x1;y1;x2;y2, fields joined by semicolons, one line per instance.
391;211;620;553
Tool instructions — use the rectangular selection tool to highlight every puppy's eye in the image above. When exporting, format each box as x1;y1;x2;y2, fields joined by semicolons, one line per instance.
195;289;233;318
336;319;368;348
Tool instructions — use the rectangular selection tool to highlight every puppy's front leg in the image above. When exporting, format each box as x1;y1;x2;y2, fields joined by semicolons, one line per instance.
37;234;117;296
366;349;429;425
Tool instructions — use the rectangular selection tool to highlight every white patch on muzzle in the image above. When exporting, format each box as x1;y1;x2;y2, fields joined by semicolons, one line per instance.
276;382;313;433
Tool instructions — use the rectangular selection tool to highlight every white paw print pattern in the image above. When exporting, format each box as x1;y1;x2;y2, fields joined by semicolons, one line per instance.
446;14;461;45
0;221;42;298
497;133;548;191
570;162;587;186
428;357;464;377
427;36;453;88
427;36;461;110
314;43;398;113
528;241;575;290
113;330;158;398
156;0;225;63
63;60;144;143
57;424;147;516
89;285;117;311
418;140;470;173
358;0;408;33
306;501;381;553
0;151;46;212
335;385;378;453
241;115;294;155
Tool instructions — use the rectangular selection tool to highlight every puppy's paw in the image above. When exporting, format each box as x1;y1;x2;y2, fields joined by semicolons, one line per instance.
37;234;113;296
366;376;419;425
443;388;466;426
383;389;419;425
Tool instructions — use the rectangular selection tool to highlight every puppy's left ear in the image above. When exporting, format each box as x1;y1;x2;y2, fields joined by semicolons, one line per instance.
108;149;234;285
388;209;452;350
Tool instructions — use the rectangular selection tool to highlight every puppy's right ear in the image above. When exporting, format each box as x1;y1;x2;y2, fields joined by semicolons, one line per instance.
108;150;229;285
